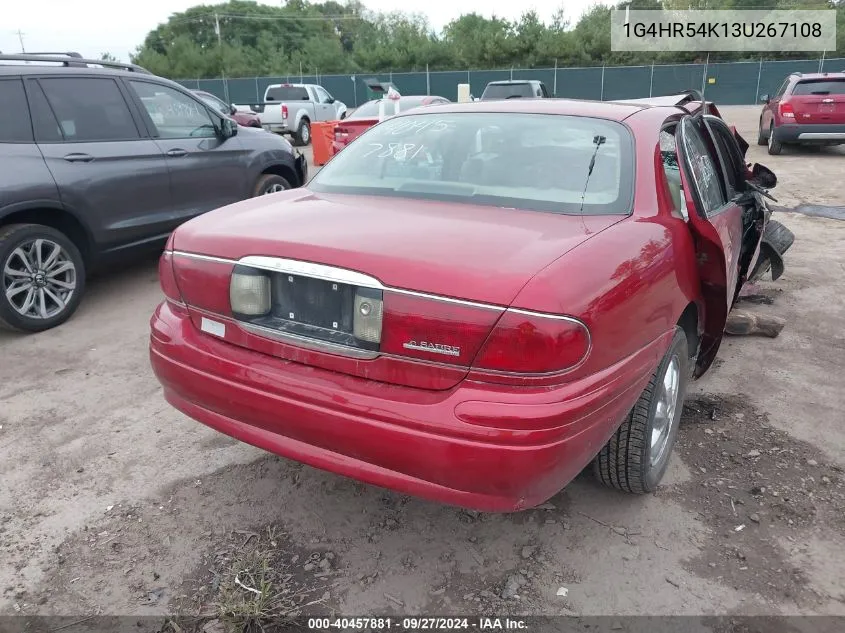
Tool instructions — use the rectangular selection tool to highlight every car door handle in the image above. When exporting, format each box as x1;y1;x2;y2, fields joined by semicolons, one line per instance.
166;149;188;157
63;153;94;163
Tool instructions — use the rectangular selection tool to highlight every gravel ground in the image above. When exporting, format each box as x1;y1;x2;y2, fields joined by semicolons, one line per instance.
1;106;844;625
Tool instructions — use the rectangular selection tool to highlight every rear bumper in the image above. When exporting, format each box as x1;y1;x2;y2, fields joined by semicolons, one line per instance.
263;123;290;134
149;301;667;511
774;123;845;143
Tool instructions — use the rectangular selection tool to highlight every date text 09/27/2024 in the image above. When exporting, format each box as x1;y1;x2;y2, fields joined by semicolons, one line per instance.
306;617;529;630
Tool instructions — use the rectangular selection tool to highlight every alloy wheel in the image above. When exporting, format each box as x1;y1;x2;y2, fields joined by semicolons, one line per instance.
650;354;680;467
2;238;77;320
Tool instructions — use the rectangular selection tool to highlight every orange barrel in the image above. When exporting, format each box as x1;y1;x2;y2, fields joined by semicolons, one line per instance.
311;120;338;166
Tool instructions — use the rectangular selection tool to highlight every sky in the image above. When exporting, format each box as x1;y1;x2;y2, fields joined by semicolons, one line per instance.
1;0;607;62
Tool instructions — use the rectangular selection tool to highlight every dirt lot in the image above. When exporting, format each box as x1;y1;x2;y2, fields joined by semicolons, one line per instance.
1;106;844;625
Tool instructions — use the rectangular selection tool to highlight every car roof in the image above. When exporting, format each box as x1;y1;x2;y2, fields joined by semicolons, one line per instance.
401;98;645;121
790;72;845;81
487;80;539;85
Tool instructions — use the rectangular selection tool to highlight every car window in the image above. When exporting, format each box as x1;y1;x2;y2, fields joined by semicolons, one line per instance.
541;84;551;98
481;83;534;99
0;78;33;143
314;86;332;103
26;81;63;143
703;117;745;198
265;86;309;101
679;118;727;217
130;81;216;139
38;77;140;142
310;112;634;216
775;79;790;98
792;79;845;95
197;92;229;114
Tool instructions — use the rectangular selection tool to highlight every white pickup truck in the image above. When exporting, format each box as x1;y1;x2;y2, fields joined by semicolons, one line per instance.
254;83;347;146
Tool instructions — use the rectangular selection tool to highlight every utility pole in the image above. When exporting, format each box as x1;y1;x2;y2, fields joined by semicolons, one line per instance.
214;13;230;104
15;29;26;53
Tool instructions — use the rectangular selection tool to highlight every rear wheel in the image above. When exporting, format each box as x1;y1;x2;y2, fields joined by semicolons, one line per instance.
0;224;86;332
767;123;783;155
293;119;311;146
594;328;689;494
757;119;767;145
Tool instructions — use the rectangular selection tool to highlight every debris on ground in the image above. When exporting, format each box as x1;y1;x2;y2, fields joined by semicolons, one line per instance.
725;309;786;338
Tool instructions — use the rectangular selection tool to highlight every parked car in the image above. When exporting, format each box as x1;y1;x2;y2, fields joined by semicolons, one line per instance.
150;94;790;512
254;83;347;146
480;79;551;100
0;53;307;333
331;95;450;155
192;90;261;128
758;71;845;154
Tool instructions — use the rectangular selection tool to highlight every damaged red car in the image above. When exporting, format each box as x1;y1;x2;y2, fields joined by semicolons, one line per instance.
150;93;790;512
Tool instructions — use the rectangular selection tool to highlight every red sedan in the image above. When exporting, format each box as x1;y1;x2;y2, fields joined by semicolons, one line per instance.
331;95;450;156
150;94;783;512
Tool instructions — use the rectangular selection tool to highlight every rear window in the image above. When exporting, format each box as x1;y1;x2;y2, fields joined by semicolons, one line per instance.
349;97;430;119
792;79;845;95
265;86;309;101
310;112;634;216
481;83;534;100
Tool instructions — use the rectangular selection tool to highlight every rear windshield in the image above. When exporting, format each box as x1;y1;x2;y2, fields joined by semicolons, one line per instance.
481;83;535;100
793;79;845;95
349;97;429;119
310;112;634;216
265;86;309;101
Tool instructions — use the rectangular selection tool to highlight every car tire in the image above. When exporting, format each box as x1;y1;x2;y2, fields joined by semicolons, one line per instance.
0;223;86;333
593;327;689;494
767;124;783;155
293;119;311;146
757;119;767;145
253;174;292;196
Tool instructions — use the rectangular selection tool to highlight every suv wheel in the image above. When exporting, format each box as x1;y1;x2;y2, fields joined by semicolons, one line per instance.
253;174;292;196
767;123;783;155
0;224;86;333
293;119;311;146
594;328;689;494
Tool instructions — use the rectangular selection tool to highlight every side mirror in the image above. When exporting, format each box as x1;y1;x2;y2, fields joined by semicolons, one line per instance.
759;94;770;103
327;97;335;104
220;117;238;139
749;163;777;189
229;103;237;115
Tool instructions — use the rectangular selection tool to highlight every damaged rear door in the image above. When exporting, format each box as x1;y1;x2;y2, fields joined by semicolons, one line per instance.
674;115;745;376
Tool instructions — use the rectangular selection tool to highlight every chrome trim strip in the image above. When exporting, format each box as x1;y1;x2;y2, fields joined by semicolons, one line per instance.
508;308;586;324
239;322;379;360
796;132;845;140
239;255;384;289
387;287;505;311
172;251;236;265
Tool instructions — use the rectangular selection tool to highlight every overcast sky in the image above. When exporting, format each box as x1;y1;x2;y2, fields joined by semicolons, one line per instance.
2;0;607;62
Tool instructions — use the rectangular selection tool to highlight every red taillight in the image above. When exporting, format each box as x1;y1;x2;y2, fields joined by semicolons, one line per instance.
158;250;183;305
471;310;590;379
380;292;502;366
780;102;795;118
282;104;288;119
171;255;233;316
334;126;349;141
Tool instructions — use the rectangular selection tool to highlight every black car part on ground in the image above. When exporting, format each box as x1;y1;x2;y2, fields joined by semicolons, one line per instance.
748;219;795;282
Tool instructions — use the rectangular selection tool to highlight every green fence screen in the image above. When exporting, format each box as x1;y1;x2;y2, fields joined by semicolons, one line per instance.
176;57;845;109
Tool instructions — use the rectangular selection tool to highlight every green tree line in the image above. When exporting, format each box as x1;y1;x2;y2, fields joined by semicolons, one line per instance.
127;0;845;79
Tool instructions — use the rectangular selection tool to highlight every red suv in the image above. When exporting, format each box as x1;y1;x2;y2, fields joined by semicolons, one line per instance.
758;71;845;154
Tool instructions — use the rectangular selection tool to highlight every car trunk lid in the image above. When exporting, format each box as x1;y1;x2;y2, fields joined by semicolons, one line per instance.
789;78;845;124
170;191;622;389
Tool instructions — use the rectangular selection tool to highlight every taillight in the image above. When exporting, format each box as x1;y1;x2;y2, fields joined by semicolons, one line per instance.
282;104;288;119
334;126;349;141
380;292;501;366
158;250;183;305
172;256;233;316
779;102;795;118
471;310;590;380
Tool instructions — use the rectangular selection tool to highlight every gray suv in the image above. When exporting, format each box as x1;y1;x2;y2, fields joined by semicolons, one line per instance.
0;53;308;332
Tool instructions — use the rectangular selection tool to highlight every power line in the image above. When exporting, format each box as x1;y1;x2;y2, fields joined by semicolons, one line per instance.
14;29;26;53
